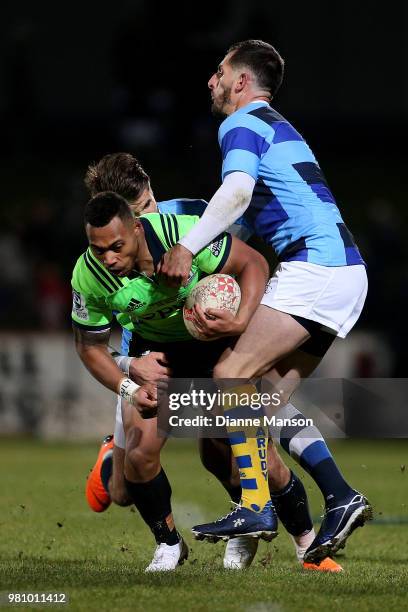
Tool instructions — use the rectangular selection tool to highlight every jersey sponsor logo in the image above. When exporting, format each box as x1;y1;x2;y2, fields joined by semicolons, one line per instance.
72;290;89;320
208;238;223;257
127;298;145;311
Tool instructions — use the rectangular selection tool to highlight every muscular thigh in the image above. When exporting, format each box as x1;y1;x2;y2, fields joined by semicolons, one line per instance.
216;305;310;380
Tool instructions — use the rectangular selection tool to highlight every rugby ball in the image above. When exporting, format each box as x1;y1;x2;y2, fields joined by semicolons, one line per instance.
183;274;241;341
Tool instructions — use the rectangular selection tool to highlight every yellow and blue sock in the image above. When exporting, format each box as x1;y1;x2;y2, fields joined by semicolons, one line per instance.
223;384;270;512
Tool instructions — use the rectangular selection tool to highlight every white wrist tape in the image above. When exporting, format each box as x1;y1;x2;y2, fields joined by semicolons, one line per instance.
118;377;140;405
112;354;133;376
179;171;255;254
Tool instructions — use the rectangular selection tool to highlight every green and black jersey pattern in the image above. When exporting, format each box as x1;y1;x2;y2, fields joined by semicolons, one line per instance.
71;213;232;342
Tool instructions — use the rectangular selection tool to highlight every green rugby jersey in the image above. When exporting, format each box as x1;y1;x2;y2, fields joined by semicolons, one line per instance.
71;213;232;342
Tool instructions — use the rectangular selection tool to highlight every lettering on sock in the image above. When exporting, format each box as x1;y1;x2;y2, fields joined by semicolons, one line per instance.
256;427;268;480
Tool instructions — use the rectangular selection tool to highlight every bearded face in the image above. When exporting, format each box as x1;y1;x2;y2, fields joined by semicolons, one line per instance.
211;83;233;119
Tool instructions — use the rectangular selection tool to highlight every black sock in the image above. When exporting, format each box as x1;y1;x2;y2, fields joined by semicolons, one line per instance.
224;484;242;504
271;470;313;536
124;469;180;545
100;452;113;495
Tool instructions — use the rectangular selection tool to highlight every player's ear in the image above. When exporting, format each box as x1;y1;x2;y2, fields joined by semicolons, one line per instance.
133;218;143;234
235;72;248;93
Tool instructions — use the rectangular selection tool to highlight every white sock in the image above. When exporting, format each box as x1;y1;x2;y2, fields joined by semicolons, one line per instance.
291;529;316;563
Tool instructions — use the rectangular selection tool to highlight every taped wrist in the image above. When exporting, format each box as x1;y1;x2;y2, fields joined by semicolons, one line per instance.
118;377;140;405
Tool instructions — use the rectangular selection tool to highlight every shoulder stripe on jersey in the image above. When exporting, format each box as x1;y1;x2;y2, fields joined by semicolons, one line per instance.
221;126;269;160
272;123;304;144
248;105;285;126
140;217;167;267
159;215;171;248
165;215;176;246
292;162;329;187
83;252;117;293
87;249;123;290
170;214;180;242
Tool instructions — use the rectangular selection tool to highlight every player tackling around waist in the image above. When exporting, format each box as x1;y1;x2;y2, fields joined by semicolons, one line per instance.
158;39;372;563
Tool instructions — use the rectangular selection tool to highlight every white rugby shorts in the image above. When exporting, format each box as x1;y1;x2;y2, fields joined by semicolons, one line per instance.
260;261;367;338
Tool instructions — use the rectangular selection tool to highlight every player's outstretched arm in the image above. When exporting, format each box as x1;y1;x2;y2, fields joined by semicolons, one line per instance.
73;326;157;413
157;172;255;287
192;237;269;340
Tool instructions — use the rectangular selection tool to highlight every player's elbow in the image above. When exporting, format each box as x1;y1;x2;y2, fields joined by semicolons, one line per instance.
220;171;255;216
257;252;270;280
231;187;252;215
73;332;93;363
74;341;88;364
245;250;269;280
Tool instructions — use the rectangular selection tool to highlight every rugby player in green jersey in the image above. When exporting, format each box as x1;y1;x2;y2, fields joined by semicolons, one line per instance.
72;190;269;571
81;153;343;573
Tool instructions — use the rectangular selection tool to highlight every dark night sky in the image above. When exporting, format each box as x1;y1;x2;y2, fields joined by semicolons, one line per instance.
1;1;407;120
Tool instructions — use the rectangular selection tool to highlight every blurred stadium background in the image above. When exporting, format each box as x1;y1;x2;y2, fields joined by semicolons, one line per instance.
0;0;405;437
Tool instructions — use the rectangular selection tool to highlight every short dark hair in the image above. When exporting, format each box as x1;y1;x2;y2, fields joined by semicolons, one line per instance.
227;39;284;98
84;192;134;227
84;153;150;201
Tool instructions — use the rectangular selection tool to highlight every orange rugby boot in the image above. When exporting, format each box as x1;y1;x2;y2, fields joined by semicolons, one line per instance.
303;557;343;572
85;434;114;512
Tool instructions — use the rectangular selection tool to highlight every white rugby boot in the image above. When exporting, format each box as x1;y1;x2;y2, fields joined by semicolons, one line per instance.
223;536;259;569
145;537;188;572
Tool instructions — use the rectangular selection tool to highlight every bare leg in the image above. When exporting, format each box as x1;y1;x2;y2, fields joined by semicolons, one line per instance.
120;401;182;552
109;445;132;506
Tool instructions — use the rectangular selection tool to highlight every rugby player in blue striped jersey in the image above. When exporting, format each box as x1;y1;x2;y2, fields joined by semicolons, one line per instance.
159;41;372;563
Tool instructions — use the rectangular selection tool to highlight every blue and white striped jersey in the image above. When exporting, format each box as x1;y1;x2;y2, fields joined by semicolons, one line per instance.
219;101;364;267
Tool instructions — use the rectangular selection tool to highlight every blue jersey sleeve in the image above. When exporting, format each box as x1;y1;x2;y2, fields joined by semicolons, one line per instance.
157;198;207;216
219;114;270;181
121;328;132;355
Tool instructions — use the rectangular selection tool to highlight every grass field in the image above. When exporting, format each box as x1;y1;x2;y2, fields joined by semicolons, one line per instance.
1;438;407;612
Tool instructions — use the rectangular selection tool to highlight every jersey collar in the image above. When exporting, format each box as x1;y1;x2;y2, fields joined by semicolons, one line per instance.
235;100;270;115
139;217;166;270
